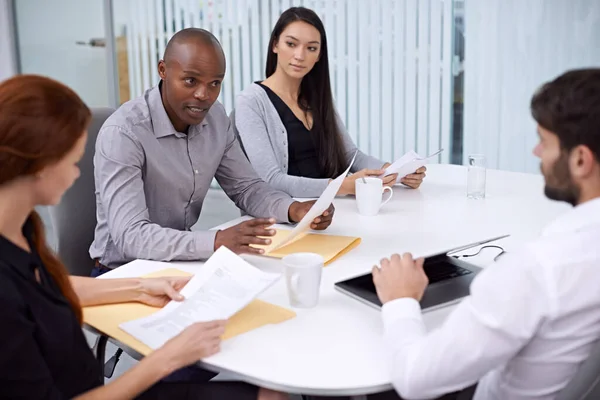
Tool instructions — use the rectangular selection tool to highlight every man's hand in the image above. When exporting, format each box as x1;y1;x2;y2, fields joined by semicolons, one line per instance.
372;253;428;304
288;201;335;230
214;218;276;254
401;166;427;189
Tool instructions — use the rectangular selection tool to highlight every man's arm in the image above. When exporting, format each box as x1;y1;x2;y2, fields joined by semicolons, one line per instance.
375;252;548;399
215;120;295;222
95;126;216;261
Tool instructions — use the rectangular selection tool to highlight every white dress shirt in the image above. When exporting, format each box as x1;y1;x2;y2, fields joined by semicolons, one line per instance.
382;197;600;400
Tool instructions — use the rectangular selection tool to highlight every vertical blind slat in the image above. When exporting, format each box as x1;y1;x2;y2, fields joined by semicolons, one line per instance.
381;0;393;163
428;0;442;159
404;0;418;154
416;0;430;156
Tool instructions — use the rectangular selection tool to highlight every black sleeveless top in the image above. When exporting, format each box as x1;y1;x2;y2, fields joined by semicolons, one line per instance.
0;218;102;398
257;82;324;179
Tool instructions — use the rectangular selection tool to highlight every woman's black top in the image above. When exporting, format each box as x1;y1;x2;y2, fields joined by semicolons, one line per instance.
0;217;102;399
257;82;324;179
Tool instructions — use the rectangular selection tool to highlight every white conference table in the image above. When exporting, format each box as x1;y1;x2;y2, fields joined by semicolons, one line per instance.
99;163;569;397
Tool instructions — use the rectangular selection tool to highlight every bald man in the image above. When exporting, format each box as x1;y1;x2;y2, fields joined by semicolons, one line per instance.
90;28;335;274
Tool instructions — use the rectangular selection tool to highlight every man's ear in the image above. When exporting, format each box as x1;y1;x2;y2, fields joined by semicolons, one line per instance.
570;145;596;178
158;60;167;80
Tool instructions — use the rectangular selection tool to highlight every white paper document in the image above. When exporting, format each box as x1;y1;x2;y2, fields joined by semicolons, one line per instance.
269;151;358;251
119;247;280;350
382;148;444;183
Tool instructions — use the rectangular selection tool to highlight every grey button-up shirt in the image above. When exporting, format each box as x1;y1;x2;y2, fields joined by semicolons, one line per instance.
89;84;295;268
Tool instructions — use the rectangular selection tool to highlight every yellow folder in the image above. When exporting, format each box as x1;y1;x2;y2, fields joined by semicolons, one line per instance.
83;268;296;356
256;229;361;265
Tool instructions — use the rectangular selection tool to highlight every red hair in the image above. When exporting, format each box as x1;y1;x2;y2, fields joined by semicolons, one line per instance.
0;75;91;324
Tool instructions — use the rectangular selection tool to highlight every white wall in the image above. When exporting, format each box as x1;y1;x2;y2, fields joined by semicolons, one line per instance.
0;0;17;81
463;0;600;173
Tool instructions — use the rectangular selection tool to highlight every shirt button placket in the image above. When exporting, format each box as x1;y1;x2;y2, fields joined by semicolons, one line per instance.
188;164;200;230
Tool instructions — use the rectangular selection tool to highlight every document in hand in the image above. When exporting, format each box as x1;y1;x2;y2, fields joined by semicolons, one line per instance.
119;247;280;350
262;151;358;253
382;148;443;183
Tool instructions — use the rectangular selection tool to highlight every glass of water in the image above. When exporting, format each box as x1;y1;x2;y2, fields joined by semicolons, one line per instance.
467;154;486;199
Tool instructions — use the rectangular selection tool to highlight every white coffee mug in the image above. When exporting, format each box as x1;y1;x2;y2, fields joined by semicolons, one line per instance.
282;253;324;308
355;177;393;216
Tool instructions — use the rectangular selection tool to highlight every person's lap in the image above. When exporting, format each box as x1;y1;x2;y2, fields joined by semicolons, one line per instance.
367;385;476;400
368;390;457;400
137;381;259;400
159;364;218;383
90;264;112;278
303;385;475;400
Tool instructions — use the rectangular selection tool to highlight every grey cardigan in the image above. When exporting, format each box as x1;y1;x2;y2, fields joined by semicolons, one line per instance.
233;83;384;198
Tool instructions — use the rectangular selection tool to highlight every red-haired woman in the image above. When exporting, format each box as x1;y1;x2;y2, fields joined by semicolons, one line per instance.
0;75;287;400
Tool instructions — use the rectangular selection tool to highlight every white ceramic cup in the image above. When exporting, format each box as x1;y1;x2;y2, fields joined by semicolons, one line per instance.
282;253;324;308
355;177;393;216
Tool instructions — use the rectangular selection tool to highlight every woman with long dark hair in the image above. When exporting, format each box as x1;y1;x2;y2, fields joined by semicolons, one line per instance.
234;7;426;198
0;75;286;400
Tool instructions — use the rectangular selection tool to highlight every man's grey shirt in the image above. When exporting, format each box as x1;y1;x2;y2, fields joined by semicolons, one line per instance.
89;85;294;268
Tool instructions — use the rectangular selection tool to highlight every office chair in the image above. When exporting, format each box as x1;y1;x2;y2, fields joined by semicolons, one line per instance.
555;338;600;400
49;107;113;276
48;107;116;380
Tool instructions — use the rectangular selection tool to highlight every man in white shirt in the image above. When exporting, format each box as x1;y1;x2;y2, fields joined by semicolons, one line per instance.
372;68;600;400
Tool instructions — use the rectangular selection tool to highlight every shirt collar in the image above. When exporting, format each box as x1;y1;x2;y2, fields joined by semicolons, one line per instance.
543;196;600;236
147;82;209;139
